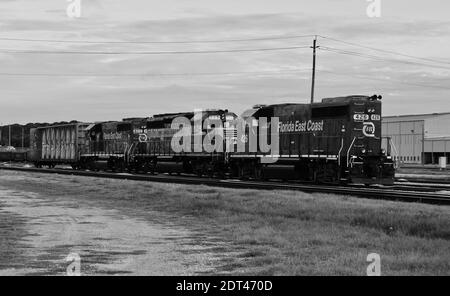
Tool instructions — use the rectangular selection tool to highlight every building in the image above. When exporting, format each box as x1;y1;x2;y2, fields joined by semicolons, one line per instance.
382;112;450;164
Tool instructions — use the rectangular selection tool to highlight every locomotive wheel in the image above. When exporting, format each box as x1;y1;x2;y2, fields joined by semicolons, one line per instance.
115;160;125;173
238;167;245;180
230;163;239;178
238;165;249;180
216;171;226;179
312;170;319;184
206;162;214;178
253;164;262;180
88;162;96;171
331;166;341;184
150;160;157;175
111;160;117;172
193;161;204;177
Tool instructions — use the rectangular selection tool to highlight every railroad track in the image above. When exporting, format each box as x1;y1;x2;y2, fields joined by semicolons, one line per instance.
391;183;450;192
1;165;449;205
396;177;450;185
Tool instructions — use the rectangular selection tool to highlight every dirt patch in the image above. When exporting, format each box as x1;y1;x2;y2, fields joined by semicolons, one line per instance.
0;183;247;275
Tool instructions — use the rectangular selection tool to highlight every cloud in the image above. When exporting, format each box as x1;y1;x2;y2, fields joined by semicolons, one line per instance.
0;1;449;124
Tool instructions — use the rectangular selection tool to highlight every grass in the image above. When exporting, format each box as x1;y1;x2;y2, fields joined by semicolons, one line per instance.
1;170;449;275
397;166;450;176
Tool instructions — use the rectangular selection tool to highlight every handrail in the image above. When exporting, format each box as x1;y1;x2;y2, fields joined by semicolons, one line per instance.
390;138;399;157
124;143;134;162
388;138;400;168
337;138;344;166
346;137;356;167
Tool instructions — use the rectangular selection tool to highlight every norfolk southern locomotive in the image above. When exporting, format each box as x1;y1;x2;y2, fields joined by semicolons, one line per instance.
27;95;395;185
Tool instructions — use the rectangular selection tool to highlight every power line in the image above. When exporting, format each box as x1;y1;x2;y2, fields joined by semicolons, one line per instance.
318;35;450;65
320;46;415;63
0;69;310;78
320;46;450;71
0;45;310;55
318;69;450;90
0;34;315;44
2;33;449;66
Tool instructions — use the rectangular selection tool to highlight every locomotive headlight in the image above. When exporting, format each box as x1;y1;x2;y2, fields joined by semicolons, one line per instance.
361;148;366;154
381;148;386;155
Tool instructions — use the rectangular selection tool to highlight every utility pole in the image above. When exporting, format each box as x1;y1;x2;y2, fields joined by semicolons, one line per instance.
310;35;319;104
8;125;11;147
22;126;24;148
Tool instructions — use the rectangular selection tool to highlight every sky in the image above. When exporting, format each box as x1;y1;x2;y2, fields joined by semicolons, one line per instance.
0;0;449;124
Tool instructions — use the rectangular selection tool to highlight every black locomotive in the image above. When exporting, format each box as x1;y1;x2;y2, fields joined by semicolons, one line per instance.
229;95;394;184
27;95;395;185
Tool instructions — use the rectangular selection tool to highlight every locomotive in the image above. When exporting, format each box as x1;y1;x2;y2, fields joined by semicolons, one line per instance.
228;95;395;184
27;95;395;185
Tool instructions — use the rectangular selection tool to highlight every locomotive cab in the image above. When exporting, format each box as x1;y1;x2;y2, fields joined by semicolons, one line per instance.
330;95;395;185
79;121;134;171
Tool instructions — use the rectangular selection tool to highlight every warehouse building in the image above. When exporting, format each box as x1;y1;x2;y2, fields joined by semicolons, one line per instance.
382;112;450;164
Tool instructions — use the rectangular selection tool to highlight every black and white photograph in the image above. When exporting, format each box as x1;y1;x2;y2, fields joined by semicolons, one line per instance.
0;0;449;280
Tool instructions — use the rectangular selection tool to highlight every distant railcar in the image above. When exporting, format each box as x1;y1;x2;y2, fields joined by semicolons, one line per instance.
0;150;28;162
29;123;91;168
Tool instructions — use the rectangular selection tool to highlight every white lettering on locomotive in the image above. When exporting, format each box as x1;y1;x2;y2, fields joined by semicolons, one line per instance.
103;132;123;140
307;120;324;132
353;114;369;121
370;114;381;121
278;120;324;133
138;134;148;143
362;122;376;137
133;127;147;134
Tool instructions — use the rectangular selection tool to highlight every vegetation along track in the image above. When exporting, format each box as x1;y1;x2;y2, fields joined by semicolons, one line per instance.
1;165;449;205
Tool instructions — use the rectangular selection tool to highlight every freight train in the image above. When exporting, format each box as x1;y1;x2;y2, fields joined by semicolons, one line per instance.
0;149;29;162
26;95;395;185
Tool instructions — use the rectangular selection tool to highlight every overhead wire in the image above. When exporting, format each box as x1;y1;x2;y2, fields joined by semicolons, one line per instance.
319;46;450;71
0;45;311;55
0;69;310;78
317;69;450;90
0;34;315;44
318;35;450;65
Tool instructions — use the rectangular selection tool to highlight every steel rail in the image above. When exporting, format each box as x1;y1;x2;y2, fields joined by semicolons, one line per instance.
0;166;449;205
